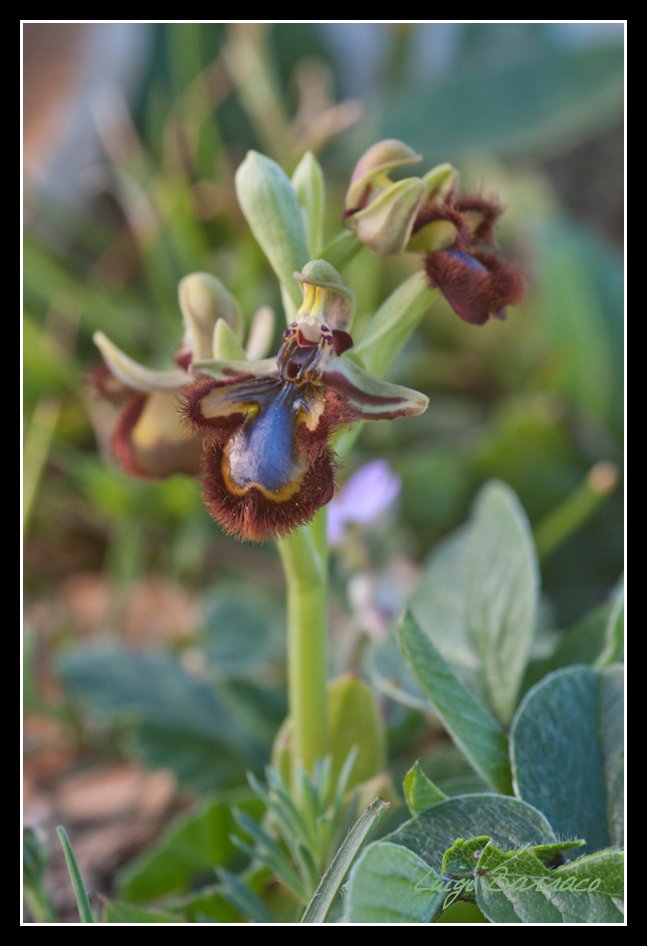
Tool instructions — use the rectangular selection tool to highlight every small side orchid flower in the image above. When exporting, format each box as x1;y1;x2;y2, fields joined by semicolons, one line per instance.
90;273;245;479
182;261;428;542
344;139;526;325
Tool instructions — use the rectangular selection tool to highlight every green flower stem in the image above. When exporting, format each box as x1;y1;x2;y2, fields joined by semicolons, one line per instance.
276;269;436;782
318;230;362;270
352;270;437;376
277;526;330;778
534;461;618;560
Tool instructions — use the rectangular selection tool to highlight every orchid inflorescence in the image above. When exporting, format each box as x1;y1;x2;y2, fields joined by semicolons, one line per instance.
90;141;524;542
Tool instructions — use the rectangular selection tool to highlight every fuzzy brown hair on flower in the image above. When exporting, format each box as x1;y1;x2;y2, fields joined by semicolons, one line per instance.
344;139;526;325
182;261;428;543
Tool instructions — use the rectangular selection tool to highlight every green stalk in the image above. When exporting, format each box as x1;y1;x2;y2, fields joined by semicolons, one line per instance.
277;526;330;778
534;461;618;560
318;230;362;270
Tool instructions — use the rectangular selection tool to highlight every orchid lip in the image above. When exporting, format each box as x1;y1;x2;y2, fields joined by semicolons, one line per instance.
221;380;313;500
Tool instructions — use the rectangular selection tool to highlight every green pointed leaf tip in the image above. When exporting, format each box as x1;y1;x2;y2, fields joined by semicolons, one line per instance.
235;150;309;312
398;611;512;794
403;761;447;816
56;826;95;923
511;664;624;852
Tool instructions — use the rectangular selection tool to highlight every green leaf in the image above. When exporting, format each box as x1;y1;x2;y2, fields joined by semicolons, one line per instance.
273;675;386;790
168;883;239;923
379;41;623;161
403;761;447;816
118;795;262;903
235;150;309;314
466;481;538;724
596;582;624;668
365;628;427;711
58;647;265;793
387;794;555;871
328;676;386;786
345;841;443;923
433;901;487;923
56;826;95;923
104;902;181;923
475;843;624;923
301;797;390;923
201;587;284;680
232;809;307;900
398;611;512;794
442;836;491;879
511;665;624;852
523;604;610;690
216;868;275;923
407;481;538;724
345;794;555;923
442;835;584;878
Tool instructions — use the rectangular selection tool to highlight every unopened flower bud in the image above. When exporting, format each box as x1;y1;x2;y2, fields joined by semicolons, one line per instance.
345;139;421;211
347;177;425;255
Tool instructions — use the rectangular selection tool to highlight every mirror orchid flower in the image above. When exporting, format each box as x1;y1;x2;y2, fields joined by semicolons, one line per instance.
344;139;526;325
182;261;428;542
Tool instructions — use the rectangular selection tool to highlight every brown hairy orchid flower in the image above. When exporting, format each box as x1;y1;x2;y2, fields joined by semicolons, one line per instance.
181;261;428;542
344;139;526;325
89;272;244;479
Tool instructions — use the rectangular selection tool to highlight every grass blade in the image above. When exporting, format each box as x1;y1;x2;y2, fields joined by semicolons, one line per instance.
56;826;95;923
300;797;389;924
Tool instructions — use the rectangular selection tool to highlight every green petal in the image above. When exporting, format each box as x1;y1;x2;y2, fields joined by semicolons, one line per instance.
93;332;186;392
245;306;276;360
212;320;247;361
178;273;243;360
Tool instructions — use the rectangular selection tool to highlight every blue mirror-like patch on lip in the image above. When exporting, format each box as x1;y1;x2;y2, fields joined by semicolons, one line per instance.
222;381;309;499
447;248;487;273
